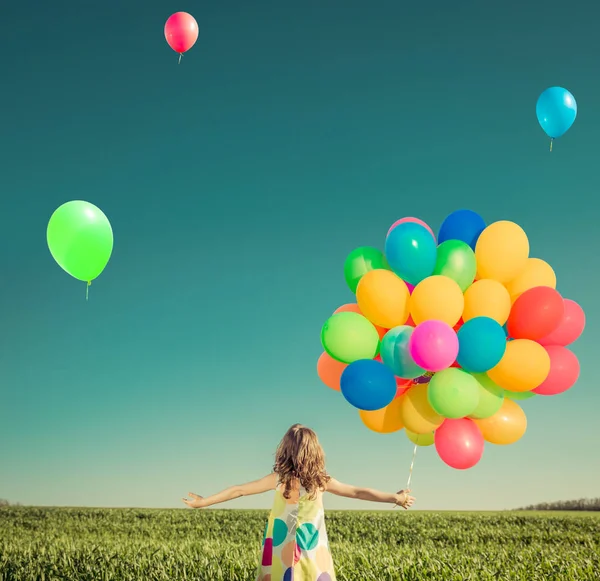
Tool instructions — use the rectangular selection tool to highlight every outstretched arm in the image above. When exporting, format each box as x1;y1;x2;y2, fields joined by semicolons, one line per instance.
183;473;278;508
326;478;415;509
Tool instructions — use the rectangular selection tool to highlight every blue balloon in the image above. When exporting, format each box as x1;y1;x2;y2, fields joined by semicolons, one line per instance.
340;359;396;411
380;326;425;379
457;317;507;373
536;87;577;139
384;222;436;285
438;209;486;250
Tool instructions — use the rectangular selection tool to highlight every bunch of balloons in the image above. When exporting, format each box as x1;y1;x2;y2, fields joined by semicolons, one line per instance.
47;201;114;299
164;12;199;64
536;87;577;151
318;210;585;470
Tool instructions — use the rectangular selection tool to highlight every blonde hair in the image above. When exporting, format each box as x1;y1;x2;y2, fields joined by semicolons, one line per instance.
273;424;330;500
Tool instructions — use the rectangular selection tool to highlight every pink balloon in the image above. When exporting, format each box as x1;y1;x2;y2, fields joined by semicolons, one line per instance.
408;320;458;372
387;217;436;241
164;12;199;54
435;419;484;470
405;282;415;294
532;346;580;396
538;299;585;347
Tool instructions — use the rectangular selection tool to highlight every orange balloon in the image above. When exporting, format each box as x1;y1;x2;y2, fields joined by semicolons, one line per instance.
399;384;444;434
463;279;511;324
317;352;347;391
487;339;550;392
333;303;388;339
505;258;556;302
410;275;464;326
359;397;404;434
356;270;410;328
473;398;527;445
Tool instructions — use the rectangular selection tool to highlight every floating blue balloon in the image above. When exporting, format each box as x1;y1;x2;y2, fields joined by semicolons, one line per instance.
457;317;507;373
536;87;577;143
380;326;425;379
438;209;486;250
384;222;436;286
340;359;396;411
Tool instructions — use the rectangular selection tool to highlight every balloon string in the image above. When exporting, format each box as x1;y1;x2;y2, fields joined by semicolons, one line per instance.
86;281;91;301
406;440;419;490
178;53;182;65
550;138;553;152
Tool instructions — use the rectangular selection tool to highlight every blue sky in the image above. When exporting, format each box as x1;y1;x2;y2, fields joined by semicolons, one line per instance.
0;0;598;510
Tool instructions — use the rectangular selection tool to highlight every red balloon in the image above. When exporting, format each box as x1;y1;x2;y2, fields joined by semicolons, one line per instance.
164;12;199;55
532;346;580;396
538;299;586;347
434;419;484;470
507;287;564;341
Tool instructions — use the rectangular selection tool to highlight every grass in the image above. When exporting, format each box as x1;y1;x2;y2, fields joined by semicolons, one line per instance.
0;507;599;580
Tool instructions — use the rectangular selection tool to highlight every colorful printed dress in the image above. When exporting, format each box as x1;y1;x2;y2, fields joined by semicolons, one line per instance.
256;482;336;581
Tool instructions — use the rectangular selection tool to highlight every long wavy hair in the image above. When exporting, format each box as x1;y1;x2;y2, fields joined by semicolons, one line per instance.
273;424;330;500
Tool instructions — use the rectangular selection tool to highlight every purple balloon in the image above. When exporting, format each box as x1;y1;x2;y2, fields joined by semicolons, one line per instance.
409;321;458;372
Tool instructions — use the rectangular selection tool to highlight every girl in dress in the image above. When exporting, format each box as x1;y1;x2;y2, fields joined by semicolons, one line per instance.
182;424;415;581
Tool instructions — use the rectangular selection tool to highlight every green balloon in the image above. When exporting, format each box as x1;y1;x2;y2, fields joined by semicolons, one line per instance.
427;368;480;419
47;201;113;282
321;312;379;363
406;429;435;447
343;247;390;293
469;373;505;419
433;240;477;292
505;390;537;401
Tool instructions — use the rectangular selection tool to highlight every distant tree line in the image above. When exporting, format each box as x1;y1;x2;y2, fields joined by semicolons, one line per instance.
517;498;600;511
0;499;22;507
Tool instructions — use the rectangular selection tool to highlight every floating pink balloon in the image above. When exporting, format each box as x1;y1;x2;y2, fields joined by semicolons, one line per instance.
408;320;458;372
532;345;580;396
164;12;199;62
435;419;484;470
387;217;436;241
538;299;585;347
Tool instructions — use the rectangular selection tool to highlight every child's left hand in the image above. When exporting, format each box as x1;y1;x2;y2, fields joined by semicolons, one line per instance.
182;492;205;508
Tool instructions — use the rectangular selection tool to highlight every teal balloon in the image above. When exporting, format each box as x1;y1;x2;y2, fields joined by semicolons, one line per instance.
384;222;436;286
380;326;425;379
433;240;477;292
427;368;480;419
536;87;577;139
457;317;507;373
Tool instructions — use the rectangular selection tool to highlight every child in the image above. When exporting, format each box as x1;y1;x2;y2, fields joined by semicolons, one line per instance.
182;423;415;581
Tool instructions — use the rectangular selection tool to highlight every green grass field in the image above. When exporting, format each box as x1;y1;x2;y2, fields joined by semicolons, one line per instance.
1;507;598;580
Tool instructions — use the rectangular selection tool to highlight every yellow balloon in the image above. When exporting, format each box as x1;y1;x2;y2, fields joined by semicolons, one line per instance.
406;429;434;447
356;269;410;328
359;397;404;434
410;275;464;326
463;279;511;324
473;398;527;445
475;221;529;283
487;339;550;392
400;384;444;434
505;258;556;302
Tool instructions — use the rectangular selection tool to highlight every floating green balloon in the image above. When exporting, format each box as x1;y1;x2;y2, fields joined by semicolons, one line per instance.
505;390;536;401
343;247;390;293
427;368;480;419
47;201;113;282
321;312;379;363
406;429;435;447
469;373;504;419
433;240;477;292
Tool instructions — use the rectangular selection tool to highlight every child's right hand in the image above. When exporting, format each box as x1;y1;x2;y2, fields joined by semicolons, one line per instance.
395;489;415;509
